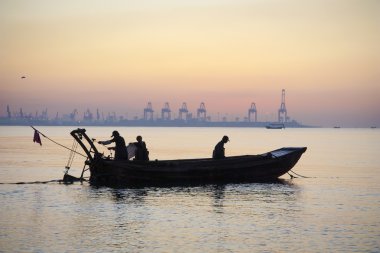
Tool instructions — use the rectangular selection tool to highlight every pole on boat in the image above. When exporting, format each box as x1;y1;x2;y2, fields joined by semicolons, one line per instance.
79;142;95;181
30;126;88;183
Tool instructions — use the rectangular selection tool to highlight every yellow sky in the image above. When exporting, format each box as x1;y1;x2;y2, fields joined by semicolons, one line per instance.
0;0;379;126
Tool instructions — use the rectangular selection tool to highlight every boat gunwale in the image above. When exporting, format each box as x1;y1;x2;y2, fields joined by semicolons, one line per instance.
97;147;306;164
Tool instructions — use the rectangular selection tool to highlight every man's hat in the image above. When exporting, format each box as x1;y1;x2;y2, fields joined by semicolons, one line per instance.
111;130;119;137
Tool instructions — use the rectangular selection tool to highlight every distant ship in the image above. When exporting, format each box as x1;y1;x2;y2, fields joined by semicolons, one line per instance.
266;123;285;129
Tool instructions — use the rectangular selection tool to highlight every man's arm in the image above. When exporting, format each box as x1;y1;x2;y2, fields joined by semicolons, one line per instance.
98;140;112;145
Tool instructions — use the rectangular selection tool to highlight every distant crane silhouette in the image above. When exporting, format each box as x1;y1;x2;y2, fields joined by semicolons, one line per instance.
19;108;24;118
248;102;257;122
197;102;207;121
83;109;93;121
144;102;154;120
70;109;78;121
178;102;189;121
6;105;11;118
41;108;48;120
96;109;100;121
278;89;288;122
161;102;171;120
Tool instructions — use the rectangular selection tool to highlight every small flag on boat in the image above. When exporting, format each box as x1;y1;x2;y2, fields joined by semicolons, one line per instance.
33;129;42;145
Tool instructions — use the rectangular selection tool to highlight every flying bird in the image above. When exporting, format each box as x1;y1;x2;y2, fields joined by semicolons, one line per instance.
21;76;26;79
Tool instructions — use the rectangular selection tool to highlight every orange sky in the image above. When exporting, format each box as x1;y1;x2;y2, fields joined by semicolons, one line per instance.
0;0;379;126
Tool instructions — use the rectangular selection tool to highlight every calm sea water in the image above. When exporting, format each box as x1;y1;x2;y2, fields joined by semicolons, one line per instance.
0;126;379;252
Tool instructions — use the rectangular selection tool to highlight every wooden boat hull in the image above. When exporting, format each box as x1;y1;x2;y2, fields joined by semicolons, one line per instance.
88;147;307;186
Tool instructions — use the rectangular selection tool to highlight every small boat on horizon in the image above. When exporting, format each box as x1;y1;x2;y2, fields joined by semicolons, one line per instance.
65;128;307;187
265;123;285;129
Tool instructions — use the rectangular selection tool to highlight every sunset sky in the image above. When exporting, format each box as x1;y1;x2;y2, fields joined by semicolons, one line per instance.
0;0;379;127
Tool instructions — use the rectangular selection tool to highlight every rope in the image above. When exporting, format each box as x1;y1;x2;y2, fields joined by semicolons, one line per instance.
0;178;89;185
270;152;312;179
66;141;74;168
30;126;87;158
287;172;296;179
289;170;312;178
0;179;65;184
65;139;78;170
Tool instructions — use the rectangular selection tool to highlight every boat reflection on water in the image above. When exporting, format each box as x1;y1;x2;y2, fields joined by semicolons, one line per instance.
87;179;299;214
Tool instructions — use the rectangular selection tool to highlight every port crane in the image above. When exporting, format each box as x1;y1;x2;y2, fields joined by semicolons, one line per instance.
144;102;154;120
248;103;257;122
178;102;189;121
197;102;207;121
161;102;171;120
278;89;288;122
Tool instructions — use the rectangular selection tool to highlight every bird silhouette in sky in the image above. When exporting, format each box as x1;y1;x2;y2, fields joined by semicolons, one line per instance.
21;76;26;79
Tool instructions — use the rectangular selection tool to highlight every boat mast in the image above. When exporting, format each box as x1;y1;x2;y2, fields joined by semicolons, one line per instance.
70;128;99;162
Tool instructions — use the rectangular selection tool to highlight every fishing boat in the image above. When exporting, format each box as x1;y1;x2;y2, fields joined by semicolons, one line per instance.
67;128;307;186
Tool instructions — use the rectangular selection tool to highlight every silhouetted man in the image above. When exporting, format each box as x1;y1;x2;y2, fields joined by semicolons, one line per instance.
213;135;229;159
133;135;149;161
98;130;128;160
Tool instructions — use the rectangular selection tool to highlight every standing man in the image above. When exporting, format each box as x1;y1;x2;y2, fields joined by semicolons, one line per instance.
212;135;229;159
98;130;128;160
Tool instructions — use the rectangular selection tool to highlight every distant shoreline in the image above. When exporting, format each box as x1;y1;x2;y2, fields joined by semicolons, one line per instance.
0;118;314;128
